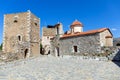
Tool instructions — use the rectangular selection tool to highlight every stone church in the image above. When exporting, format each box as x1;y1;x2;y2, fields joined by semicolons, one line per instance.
2;10;40;58
43;20;113;56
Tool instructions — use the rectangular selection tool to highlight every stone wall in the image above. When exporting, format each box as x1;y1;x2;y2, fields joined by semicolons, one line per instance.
42;27;56;55
3;12;29;53
42;23;63;55
3;11;40;59
59;33;101;56
30;13;40;56
42;27;57;36
99;29;113;46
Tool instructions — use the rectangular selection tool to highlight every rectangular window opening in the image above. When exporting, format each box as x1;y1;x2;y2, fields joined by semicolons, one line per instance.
74;46;77;52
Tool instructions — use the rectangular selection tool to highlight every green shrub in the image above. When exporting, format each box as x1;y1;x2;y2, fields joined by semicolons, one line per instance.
40;43;42;49
0;43;2;51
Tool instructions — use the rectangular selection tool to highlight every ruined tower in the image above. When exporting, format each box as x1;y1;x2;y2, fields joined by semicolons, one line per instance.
3;10;40;58
42;23;63;55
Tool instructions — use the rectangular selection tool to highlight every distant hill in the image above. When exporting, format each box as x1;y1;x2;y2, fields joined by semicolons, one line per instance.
114;37;120;40
113;37;120;46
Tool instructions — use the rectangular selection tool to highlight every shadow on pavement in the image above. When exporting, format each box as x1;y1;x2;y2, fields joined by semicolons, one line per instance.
112;48;120;67
112;61;120;67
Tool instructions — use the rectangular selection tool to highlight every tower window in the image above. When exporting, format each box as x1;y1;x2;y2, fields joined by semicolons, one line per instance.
24;49;28;58
47;36;49;39
18;35;21;41
73;46;77;52
14;20;18;23
57;27;59;35
35;23;37;26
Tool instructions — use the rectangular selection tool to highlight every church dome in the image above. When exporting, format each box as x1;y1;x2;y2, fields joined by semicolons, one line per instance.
70;20;83;28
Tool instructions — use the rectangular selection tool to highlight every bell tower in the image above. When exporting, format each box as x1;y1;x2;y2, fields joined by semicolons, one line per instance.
70;20;83;33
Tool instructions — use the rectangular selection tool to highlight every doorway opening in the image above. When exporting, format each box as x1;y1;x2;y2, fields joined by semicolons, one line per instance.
55;47;60;56
24;49;28;58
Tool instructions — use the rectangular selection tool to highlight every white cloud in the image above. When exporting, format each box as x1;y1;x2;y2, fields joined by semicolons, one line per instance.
111;28;117;31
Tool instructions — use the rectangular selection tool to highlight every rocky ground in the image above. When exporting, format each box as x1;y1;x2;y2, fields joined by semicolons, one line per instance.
0;55;120;80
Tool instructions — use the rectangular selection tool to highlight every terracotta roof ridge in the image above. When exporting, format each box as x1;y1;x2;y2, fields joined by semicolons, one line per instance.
70;20;83;28
61;28;109;39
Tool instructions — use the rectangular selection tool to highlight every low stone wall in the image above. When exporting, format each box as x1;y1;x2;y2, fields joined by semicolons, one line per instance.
61;55;109;61
59;46;120;61
107;50;120;61
101;47;120;61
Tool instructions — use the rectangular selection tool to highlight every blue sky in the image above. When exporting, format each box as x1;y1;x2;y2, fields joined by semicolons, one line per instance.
0;0;120;44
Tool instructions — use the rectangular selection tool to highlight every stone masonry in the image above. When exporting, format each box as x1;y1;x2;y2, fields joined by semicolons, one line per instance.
42;23;63;55
2;10;40;59
59;33;101;56
50;20;113;57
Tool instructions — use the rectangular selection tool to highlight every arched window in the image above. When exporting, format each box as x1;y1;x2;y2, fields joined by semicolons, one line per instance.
24;49;28;58
14;20;18;23
18;35;22;41
57;27;59;35
47;36;49;39
35;23;37;26
13;15;18;23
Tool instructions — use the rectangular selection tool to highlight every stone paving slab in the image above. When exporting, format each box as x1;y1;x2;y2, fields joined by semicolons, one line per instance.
0;56;120;80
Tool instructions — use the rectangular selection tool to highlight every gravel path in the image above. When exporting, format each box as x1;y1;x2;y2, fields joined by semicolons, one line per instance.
0;56;120;80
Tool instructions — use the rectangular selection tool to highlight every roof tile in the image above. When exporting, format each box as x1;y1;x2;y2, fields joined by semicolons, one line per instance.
61;28;111;39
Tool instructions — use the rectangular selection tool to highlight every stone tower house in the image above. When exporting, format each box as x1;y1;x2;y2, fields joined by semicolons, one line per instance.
3;10;40;58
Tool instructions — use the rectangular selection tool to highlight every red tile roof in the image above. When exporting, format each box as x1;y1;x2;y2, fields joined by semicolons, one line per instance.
61;28;112;39
70;20;83;28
